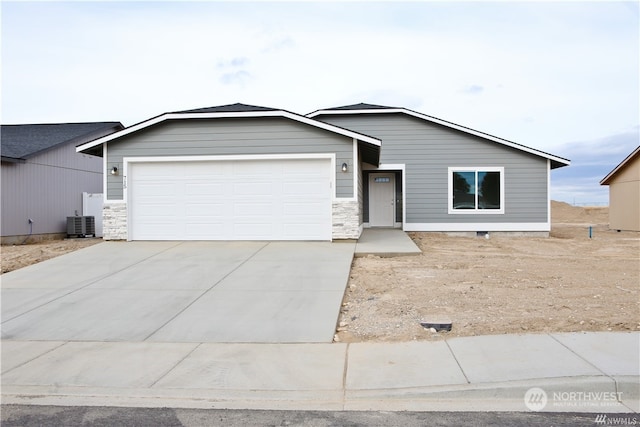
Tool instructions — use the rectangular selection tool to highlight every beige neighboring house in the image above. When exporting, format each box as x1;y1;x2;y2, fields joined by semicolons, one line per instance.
600;146;640;231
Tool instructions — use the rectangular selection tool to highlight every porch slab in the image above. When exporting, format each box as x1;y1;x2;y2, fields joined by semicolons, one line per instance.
355;229;421;257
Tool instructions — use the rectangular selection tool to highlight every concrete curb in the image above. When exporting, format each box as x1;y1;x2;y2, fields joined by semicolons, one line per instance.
2;375;637;412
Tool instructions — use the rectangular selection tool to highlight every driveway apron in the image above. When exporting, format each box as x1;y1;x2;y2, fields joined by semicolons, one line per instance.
1;241;355;343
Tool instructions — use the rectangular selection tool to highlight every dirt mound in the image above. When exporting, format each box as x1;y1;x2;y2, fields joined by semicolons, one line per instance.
551;200;608;224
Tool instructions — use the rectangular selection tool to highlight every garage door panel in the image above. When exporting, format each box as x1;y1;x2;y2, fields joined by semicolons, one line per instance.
185;183;225;196
233;161;276;174
137;182;180;197
283;201;325;216
283;224;324;239
130;159;332;241
283;181;326;195
233;182;274;196
185;223;226;239
184;162;229;176
234;202;274;216
233;223;273;239
139;223;182;239
186;203;224;216
135;204;181;217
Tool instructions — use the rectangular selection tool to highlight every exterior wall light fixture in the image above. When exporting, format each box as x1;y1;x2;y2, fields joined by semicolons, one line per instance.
341;162;348;173
111;166;119;175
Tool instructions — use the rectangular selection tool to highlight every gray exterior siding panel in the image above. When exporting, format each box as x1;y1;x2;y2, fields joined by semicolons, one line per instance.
320;114;549;224
106;118;354;200
1;143;102;237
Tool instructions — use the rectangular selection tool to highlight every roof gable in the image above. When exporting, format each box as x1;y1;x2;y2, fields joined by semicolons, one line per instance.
307;105;570;169
76;104;382;155
600;146;640;185
1;122;123;160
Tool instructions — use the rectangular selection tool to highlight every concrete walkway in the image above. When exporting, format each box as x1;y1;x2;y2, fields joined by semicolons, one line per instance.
355;229;421;257
2;332;638;412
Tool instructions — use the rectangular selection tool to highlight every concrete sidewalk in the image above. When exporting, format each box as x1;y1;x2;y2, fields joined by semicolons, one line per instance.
2;332;638;413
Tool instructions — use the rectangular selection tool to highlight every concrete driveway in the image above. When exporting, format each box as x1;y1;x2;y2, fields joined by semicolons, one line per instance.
1;241;355;343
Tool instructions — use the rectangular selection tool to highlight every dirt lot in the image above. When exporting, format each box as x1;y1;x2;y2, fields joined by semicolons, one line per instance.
337;201;640;342
2;202;639;342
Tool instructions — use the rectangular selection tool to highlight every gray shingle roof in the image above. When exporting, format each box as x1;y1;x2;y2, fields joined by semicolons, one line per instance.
1;122;123;160
172;103;278;114
327;103;398;110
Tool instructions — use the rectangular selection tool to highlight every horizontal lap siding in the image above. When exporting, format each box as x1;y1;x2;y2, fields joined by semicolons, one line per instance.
1;144;102;236
320;114;548;224
106;118;353;200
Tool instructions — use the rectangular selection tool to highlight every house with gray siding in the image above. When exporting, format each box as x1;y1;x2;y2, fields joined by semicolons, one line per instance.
76;102;569;241
309;103;570;236
1;122;124;243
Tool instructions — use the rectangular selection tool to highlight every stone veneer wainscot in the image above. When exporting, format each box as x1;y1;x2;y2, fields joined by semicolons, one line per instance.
332;200;361;239
103;202;127;240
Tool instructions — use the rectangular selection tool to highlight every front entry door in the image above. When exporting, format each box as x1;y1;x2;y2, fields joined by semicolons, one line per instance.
369;173;395;227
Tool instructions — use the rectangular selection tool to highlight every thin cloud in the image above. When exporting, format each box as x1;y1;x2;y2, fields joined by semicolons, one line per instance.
260;35;295;53
220;70;252;86
463;85;484;94
218;57;250;69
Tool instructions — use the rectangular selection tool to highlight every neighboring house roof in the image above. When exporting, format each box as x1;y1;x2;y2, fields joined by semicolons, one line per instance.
1;122;124;162
600;145;640;185
76;103;383;154
325;103;399;111
307;104;571;169
171;103;278;113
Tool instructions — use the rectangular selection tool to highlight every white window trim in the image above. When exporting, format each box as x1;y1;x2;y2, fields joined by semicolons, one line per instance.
448;167;505;215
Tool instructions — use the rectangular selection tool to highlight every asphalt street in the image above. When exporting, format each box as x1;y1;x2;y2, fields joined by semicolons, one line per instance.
3;405;634;427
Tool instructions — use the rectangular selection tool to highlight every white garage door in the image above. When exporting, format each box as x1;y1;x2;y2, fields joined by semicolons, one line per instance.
128;158;332;241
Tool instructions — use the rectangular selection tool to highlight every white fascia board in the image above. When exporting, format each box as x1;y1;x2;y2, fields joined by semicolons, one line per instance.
278;111;381;146
547;159;551;225
404;222;551;232
308;108;570;167
352;138;359;201
77;110;381;153
102;144;108;203
600;146;640;185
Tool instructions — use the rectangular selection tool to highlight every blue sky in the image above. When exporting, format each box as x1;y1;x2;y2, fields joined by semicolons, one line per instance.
2;1;638;205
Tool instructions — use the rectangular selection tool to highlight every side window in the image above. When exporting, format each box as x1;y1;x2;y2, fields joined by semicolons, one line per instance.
448;167;504;214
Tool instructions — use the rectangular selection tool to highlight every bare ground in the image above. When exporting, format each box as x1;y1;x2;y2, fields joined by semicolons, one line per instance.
337;201;640;342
